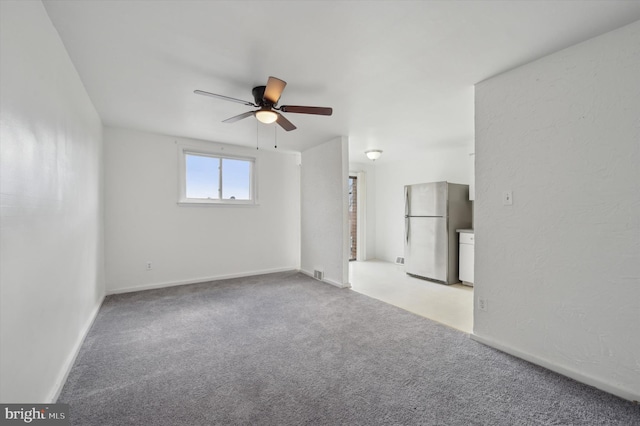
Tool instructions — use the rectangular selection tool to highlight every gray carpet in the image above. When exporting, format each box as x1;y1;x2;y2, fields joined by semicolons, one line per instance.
58;271;639;425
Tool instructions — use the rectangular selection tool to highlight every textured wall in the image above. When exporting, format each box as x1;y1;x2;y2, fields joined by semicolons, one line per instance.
0;1;104;402
301;137;349;287
104;127;300;293
474;21;640;400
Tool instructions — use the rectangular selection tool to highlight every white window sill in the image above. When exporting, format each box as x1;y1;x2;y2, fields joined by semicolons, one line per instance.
178;199;258;207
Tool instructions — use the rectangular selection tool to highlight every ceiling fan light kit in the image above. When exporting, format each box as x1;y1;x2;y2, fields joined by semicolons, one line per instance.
366;150;382;161
195;76;333;132
255;109;278;124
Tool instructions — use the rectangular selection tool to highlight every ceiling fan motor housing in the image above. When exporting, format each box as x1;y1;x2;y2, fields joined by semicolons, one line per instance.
252;86;270;107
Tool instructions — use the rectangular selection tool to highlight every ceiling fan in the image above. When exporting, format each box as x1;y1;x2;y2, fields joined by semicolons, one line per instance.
194;76;332;131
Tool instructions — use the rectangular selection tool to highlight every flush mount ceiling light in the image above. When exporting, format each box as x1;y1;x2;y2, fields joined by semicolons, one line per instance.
255;109;278;124
365;150;382;161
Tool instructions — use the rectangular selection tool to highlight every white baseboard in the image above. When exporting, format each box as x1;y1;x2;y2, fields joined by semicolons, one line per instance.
49;295;105;403
106;267;298;295
300;269;351;289
325;277;351;289
471;333;639;403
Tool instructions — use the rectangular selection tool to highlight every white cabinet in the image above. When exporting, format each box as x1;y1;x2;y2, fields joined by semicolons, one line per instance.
459;231;474;285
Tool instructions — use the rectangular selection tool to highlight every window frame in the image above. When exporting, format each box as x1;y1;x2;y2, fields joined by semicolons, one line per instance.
178;146;258;206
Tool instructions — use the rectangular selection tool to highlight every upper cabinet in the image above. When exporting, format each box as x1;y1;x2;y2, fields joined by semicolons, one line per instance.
469;153;475;201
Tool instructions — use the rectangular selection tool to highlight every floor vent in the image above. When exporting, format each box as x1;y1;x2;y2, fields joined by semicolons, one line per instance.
395;257;405;265
313;270;324;280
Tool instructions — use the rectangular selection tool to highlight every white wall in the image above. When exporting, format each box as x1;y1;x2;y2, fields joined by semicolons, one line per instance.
374;146;472;263
104;127;300;293
0;1;104;402
349;161;376;260
474;21;640;401
301;137;350;287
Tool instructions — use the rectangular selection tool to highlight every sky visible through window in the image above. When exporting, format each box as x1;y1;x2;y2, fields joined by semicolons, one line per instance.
222;158;250;199
186;154;251;200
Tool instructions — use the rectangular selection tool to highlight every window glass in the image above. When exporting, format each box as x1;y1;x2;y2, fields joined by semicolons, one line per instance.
181;149;255;205
222;158;251;200
185;154;219;199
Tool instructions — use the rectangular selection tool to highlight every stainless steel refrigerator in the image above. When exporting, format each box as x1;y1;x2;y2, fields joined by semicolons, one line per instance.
404;182;472;284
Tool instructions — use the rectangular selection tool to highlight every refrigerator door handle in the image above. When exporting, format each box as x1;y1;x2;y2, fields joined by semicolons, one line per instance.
404;186;410;217
405;217;410;244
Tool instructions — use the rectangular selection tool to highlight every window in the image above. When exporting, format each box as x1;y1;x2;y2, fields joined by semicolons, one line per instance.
179;148;256;205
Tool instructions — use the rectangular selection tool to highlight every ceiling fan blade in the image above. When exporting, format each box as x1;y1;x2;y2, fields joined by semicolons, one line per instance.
223;111;255;123
263;77;287;105
279;105;333;116
276;112;297;131
194;90;256;107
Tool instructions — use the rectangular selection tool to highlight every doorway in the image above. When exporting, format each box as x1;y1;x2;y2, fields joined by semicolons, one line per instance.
349;176;357;261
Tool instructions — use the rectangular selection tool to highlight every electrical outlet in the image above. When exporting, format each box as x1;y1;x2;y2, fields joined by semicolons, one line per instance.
503;190;513;205
146;261;153;271
478;297;488;312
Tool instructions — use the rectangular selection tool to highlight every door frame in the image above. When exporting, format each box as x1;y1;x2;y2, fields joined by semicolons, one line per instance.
348;171;367;261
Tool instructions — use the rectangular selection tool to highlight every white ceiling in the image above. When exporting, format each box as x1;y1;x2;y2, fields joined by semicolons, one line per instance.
43;1;640;163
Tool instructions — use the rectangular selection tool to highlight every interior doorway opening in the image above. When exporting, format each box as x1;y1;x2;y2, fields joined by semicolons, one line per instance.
348;176;357;261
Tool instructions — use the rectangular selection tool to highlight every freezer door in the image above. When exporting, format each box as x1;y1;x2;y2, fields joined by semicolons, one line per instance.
404;216;448;282
405;182;447;217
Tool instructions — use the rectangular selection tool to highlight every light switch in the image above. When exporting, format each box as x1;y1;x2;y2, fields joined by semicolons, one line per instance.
503;190;513;205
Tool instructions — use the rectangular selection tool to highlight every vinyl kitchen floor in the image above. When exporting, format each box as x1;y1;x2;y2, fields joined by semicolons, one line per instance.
349;260;474;334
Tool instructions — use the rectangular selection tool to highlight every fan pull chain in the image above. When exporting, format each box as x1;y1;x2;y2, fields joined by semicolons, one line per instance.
256;120;259;150
274;124;277;149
